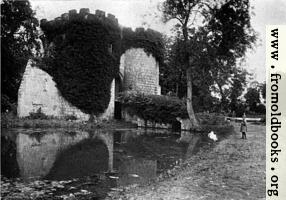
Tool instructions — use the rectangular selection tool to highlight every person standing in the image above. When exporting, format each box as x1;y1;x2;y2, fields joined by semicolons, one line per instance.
240;114;247;139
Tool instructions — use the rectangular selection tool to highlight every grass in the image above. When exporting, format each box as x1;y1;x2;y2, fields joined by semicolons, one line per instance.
114;123;265;200
1;112;136;130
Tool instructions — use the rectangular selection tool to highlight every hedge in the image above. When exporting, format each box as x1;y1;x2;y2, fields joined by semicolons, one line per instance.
118;91;188;124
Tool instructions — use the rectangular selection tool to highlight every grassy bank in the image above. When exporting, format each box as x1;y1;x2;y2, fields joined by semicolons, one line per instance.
111;123;265;200
1;112;136;130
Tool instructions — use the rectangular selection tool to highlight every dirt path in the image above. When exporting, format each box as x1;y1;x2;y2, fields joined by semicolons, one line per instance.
109;123;265;200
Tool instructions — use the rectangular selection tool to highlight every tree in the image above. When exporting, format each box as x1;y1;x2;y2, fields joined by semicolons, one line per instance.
244;87;260;112
161;36;217;113
160;37;187;98
1;0;39;112
229;68;249;112
260;82;266;101
160;0;256;127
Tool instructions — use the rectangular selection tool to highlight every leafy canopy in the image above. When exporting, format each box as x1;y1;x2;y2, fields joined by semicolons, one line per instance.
1;0;39;112
160;0;256;114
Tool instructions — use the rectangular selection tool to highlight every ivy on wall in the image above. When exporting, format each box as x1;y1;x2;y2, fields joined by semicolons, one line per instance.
40;15;121;115
121;27;164;66
40;13;164;116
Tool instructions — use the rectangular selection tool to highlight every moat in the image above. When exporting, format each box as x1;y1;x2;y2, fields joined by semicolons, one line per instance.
1;127;213;199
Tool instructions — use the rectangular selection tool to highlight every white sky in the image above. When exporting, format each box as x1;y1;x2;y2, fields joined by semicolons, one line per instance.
30;0;286;83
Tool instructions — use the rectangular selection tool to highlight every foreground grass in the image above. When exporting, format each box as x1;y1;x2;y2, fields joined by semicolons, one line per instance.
109;123;265;200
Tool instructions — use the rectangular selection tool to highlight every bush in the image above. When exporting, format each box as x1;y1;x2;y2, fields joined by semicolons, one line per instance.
260;116;266;123
1;112;17;128
197;113;227;125
233;102;247;117
118;91;188;124
254;104;266;114
1;95;17;114
65;114;77;121
28;108;48;120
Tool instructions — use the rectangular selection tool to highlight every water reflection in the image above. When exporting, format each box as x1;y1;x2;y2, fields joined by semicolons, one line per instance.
46;138;109;180
16;130;90;179
178;131;202;158
1;128;205;186
118;159;157;186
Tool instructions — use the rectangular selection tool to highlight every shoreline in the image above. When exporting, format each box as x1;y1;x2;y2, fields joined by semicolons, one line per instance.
1;123;265;199
110;123;265;200
1;113;137;130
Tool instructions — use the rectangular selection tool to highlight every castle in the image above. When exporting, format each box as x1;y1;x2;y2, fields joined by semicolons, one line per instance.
17;8;161;121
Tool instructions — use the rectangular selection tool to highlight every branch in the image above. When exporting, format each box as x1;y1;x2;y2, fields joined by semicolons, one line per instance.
189;10;199;26
174;16;184;25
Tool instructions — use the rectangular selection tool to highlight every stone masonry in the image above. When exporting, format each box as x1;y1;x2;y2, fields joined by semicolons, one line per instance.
120;48;161;95
18;9;161;121
17;60;115;120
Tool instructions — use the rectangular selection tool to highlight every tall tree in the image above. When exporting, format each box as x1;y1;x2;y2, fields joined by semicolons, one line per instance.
244;87;260;112
229;68;249;112
260;82;266;101
1;0;39;112
161;36;220;112
160;37;187;97
160;0;256;127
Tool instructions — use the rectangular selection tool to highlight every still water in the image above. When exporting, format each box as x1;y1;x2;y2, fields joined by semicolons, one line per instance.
1;128;208;188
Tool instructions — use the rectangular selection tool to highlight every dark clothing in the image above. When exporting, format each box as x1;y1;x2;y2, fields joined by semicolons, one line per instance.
240;120;247;139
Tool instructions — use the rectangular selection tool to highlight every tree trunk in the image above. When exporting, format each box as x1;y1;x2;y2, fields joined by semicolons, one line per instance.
216;81;226;113
183;27;199;129
186;66;199;128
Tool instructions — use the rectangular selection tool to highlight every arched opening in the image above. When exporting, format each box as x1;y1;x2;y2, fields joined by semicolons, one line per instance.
45;138;109;180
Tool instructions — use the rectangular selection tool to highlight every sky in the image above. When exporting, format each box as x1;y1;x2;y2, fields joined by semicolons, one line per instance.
30;0;286;83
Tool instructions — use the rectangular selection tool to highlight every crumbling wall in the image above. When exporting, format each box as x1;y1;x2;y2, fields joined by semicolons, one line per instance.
17;60;114;121
120;48;161;95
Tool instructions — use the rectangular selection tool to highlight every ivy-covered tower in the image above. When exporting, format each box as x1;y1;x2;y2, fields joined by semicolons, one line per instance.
18;8;164;121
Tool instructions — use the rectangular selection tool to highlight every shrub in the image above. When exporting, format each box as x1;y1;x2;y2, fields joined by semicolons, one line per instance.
65;114;77;121
254;104;266;114
1;95;17;114
233;102;247;117
196;113;227;125
28;108;48;120
118;91;188;124
1;111;16;128
260;116;266;123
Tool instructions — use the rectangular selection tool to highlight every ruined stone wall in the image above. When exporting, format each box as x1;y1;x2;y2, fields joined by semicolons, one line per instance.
17;9;161;121
120;48;161;95
17;60;114;120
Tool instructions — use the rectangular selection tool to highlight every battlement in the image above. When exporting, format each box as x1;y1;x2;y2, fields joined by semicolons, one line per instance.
40;8;119;26
40;8;162;38
122;26;162;40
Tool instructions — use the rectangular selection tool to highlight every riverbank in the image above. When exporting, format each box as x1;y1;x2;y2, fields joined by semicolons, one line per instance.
1;116;265;199
1;113;136;130
107;123;265;200
1;120;234;200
